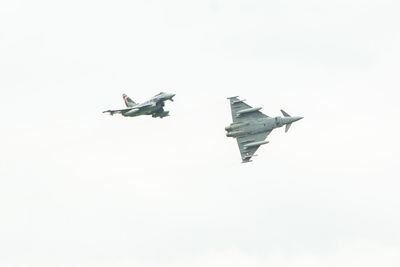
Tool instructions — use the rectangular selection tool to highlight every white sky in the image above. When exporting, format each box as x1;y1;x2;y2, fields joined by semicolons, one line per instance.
1;0;400;266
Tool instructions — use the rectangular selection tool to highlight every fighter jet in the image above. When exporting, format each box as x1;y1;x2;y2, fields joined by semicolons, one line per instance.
103;92;175;118
225;96;303;163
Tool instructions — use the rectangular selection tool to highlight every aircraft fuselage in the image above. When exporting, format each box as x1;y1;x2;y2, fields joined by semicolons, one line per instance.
225;116;302;138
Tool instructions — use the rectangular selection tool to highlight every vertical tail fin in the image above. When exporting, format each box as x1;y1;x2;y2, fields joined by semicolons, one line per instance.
123;94;136;107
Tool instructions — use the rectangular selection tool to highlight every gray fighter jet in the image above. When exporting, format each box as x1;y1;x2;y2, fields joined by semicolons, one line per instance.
225;96;303;163
103;92;175;118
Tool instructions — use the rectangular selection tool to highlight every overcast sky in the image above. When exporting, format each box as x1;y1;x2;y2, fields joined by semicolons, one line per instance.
1;0;400;266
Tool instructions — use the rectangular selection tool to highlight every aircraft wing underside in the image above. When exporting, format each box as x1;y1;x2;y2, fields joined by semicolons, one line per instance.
229;97;268;123
103;102;156;115
236;131;271;162
102;108;134;115
135;102;156;109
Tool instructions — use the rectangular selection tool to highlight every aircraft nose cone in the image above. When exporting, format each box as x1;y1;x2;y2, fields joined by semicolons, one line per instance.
167;93;175;101
293;116;303;122
288;116;303;123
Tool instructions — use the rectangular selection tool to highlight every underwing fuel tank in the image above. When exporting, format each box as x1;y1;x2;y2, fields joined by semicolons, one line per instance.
226;131;246;137
225;122;248;131
153;111;169;118
160;111;169;117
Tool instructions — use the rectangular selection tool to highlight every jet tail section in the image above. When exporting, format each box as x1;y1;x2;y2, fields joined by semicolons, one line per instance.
123;94;136;107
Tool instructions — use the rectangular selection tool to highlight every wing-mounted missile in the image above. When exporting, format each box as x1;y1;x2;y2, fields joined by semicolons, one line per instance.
239;139;255;144
236;107;262;116
243;140;269;149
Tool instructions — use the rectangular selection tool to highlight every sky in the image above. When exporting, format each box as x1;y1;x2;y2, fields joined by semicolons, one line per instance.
1;0;400;266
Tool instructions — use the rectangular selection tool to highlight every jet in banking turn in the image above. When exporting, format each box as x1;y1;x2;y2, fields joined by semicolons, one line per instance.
225;96;303;163
103;92;175;118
